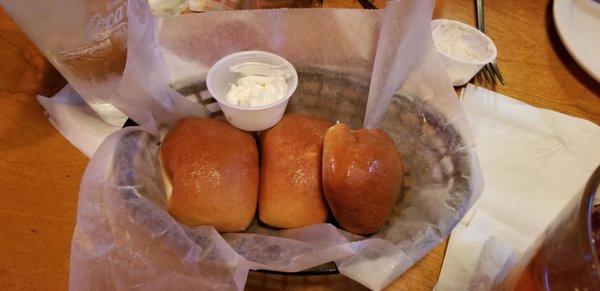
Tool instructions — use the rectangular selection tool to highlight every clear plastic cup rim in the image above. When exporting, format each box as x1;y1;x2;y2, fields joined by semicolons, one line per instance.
431;19;498;66
206;50;298;111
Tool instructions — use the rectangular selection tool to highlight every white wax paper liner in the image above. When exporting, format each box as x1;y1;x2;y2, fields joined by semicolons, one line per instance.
69;0;484;290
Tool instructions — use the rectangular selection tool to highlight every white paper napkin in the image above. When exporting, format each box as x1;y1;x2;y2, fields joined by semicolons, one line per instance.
436;84;600;290
37;84;121;158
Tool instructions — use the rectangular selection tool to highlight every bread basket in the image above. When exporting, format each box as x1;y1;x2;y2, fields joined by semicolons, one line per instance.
110;67;478;275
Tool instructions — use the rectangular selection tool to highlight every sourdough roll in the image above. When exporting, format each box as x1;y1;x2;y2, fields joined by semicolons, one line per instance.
259;114;333;228
160;118;259;232
322;123;404;235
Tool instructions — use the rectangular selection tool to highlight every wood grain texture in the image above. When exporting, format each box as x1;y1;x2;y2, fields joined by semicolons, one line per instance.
0;7;77;291
0;0;598;290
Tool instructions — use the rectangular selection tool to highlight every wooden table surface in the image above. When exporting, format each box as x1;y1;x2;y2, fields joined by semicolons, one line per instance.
1;0;599;290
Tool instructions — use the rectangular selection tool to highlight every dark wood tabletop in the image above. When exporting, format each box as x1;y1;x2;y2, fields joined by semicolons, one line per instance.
0;0;598;290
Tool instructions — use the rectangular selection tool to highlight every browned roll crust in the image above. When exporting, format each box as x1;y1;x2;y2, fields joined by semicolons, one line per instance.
322;123;404;235
160;118;259;232
258;114;333;228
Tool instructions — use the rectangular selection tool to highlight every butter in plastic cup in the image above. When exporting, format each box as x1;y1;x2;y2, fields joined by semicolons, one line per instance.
206;51;298;131
431;19;497;86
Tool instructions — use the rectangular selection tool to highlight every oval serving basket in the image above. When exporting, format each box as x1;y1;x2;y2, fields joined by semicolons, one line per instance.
112;67;476;275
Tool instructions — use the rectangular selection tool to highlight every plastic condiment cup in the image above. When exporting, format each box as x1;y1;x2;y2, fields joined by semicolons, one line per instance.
206;51;298;131
431;19;497;86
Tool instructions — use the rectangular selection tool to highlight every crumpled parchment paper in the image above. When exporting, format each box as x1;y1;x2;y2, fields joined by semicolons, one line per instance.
69;0;483;290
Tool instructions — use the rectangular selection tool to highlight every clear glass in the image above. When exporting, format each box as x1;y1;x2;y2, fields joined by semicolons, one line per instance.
501;165;600;290
1;0;129;126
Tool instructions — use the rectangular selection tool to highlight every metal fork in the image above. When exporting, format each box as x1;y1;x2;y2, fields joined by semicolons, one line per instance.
475;0;505;85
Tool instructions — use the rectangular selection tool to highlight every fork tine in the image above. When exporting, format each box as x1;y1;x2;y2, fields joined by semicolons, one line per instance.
476;72;483;83
483;66;493;85
478;70;487;84
490;62;505;85
487;65;497;85
482;66;493;84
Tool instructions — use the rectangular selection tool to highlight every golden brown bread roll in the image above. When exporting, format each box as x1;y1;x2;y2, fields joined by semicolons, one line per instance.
322;123;404;235
259;114;333;228
160;118;259;232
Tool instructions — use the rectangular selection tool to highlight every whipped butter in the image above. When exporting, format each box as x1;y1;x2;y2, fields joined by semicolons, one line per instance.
432;20;493;63
225;62;290;107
